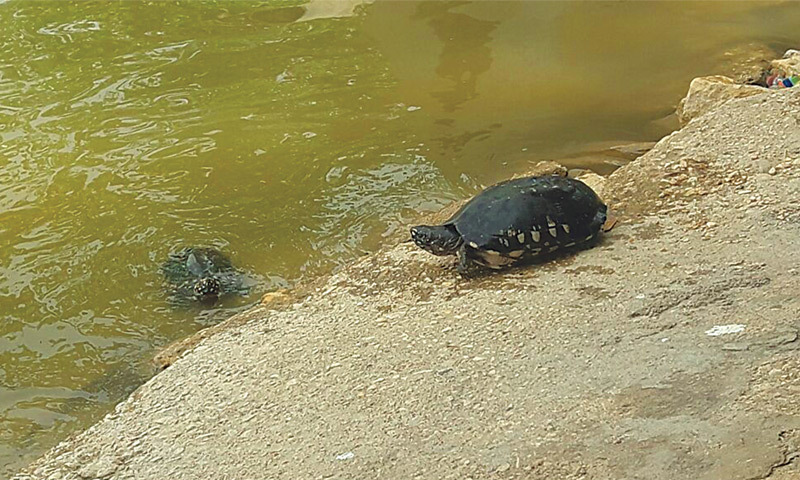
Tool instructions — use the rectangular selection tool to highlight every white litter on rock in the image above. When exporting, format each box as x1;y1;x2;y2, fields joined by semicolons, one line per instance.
336;452;355;461
705;324;746;336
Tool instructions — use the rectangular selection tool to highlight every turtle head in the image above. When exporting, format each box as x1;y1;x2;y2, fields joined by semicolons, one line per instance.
193;277;221;300
410;224;462;256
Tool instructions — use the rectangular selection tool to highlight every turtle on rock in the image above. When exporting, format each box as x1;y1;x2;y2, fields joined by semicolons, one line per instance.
160;247;251;305
410;175;608;275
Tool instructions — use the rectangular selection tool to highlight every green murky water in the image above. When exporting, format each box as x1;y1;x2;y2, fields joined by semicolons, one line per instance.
1;0;798;474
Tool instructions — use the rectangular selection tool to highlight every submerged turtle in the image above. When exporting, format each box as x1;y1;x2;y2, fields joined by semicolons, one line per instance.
160;247;250;305
411;175;608;275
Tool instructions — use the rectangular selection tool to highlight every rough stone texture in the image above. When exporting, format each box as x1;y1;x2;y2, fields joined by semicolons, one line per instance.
771;50;800;77
13;86;800;480
525;160;568;177
152;290;295;370
574;173;607;202
676;75;766;126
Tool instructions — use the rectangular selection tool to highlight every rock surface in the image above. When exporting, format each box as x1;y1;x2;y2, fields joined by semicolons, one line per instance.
676;75;765;126
14;84;800;480
526;160;568;177
771;49;800;77
574;172;607;202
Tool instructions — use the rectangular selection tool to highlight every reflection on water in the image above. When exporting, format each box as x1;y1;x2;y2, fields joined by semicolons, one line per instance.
1;0;798;474
413;2;497;113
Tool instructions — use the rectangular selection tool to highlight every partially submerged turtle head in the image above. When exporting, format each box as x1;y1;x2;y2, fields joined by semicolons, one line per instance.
410;224;462;256
193;276;221;299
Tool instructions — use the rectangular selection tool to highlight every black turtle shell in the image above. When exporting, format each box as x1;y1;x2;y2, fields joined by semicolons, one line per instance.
161;247;249;303
447;176;606;255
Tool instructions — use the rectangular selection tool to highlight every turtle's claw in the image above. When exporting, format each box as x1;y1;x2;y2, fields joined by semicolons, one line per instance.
602;213;618;232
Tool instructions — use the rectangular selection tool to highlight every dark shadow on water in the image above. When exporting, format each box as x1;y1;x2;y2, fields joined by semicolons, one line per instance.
412;1;498;113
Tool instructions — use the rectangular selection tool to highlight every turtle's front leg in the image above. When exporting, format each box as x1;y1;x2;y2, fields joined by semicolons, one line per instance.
456;244;478;277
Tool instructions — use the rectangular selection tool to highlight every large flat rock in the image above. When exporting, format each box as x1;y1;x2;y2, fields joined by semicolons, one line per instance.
15;88;800;480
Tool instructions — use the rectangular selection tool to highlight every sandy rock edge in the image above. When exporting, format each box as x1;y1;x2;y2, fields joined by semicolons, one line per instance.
14;77;800;479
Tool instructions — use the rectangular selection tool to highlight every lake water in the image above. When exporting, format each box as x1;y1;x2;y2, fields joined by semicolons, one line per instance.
1;0;798;474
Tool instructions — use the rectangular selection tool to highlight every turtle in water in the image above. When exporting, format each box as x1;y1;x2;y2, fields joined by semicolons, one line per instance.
160;247;250;305
410;175;608;275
